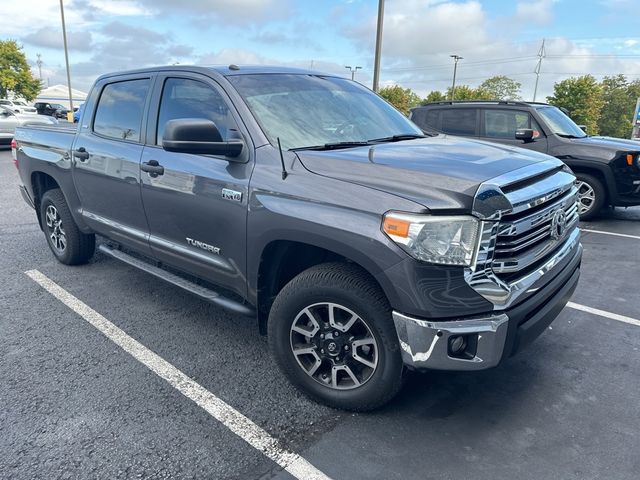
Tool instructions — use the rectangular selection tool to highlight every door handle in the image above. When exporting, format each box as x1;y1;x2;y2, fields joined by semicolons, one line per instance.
73;147;89;161
141;160;165;177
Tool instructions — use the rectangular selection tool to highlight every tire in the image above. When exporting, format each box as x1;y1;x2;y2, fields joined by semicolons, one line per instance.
268;262;404;411
40;189;95;265
575;173;606;221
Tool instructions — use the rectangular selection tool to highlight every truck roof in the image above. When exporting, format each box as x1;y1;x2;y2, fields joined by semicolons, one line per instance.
94;64;331;83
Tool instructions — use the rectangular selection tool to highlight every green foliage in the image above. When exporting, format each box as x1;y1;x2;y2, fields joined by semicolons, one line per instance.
479;75;522;100
379;85;421;115
547;75;604;135
446;84;492;101
0;40;41;101
421;90;447;104
598;75;640;138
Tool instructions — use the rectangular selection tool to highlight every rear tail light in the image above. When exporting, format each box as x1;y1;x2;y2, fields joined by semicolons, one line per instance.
11;138;18;168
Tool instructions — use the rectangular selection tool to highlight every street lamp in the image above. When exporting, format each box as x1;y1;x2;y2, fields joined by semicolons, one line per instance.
59;0;74;119
449;54;463;101
372;0;384;92
345;65;362;81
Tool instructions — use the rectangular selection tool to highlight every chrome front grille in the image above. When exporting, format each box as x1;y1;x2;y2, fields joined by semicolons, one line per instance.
492;186;579;278
467;158;582;310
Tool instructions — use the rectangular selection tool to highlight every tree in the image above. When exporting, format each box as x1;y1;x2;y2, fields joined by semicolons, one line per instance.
379;85;421;115
547;75;604;135
598;75;634;138
421;90;447;104
479;75;522;100
0;40;41;101
446;84;492;101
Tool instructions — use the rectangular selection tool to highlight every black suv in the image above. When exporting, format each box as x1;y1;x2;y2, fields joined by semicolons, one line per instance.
34;102;69;119
410;101;640;219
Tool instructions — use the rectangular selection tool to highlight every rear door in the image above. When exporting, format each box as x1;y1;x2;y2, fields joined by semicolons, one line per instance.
440;108;479;137
72;75;154;254
139;73;253;297
480;108;549;153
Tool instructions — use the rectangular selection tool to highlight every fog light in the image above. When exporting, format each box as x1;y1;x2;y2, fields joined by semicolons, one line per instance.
448;335;467;355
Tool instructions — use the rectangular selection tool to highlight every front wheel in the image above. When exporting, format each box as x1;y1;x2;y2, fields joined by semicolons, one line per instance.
268;263;404;411
575;173;606;221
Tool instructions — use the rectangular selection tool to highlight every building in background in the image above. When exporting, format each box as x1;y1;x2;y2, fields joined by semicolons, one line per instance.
34;85;87;109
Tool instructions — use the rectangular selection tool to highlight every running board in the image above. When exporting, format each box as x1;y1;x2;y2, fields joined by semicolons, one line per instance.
98;244;255;317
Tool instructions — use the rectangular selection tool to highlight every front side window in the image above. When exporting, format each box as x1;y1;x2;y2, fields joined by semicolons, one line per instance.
156;77;237;144
228;74;422;150
441;109;477;136
484;110;532;139
93;78;150;142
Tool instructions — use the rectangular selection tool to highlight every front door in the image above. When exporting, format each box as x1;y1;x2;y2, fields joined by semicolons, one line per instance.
72;76;154;254
139;74;252;297
481;109;549;153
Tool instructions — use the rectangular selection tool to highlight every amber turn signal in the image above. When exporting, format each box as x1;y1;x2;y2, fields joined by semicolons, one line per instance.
627;154;634;166
383;217;410;238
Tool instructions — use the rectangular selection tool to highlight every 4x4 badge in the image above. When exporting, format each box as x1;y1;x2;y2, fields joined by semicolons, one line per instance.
550;209;567;240
222;188;242;202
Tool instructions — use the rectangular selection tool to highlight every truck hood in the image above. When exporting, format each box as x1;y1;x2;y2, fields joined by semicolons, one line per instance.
554;135;640;162
296;135;557;211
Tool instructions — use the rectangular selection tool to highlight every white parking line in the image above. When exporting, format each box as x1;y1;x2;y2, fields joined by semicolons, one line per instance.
25;269;331;480
581;228;640;241
567;302;640;328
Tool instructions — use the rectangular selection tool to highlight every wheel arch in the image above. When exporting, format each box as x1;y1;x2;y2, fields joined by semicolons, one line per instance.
255;239;394;335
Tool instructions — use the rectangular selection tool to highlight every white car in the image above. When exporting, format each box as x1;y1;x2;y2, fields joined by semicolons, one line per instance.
0;99;38;114
0;105;58;142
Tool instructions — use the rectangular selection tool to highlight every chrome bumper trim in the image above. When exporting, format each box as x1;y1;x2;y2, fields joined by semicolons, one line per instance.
392;311;509;370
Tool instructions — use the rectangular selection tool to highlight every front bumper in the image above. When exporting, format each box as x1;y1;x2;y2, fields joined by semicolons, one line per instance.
393;242;582;371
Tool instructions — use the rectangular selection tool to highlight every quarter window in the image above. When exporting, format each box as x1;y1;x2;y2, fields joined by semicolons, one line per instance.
157;78;237;144
93;79;150;142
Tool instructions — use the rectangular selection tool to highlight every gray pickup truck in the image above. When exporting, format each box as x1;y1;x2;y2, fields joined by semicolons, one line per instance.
14;66;582;410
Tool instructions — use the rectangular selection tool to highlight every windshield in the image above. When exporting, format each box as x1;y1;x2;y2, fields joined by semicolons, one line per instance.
227;74;423;150
15;100;28;106
536;106;587;138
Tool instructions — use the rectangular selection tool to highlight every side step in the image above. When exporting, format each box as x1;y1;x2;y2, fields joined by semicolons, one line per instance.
98;244;256;317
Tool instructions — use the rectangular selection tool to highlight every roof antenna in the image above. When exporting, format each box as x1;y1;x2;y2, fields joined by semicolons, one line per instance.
277;137;288;180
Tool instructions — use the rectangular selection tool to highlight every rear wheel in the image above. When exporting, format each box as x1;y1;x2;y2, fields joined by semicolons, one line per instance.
40;189;95;265
575;173;606;221
268;262;404;411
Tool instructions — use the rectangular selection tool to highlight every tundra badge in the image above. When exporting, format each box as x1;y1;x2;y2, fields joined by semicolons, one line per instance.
186;238;221;255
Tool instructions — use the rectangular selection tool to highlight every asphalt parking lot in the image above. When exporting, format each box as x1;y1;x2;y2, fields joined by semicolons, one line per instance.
1;147;639;479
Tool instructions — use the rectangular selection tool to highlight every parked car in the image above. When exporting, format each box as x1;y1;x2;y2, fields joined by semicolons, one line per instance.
0;105;57;144
34;102;69;119
14;66;581;410
410;101;640;219
73;103;84;123
0;99;38;114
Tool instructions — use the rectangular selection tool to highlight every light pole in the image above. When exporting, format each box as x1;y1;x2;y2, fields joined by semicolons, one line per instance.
372;0;384;92
59;0;74;118
450;55;463;101
36;54;43;80
345;65;362;81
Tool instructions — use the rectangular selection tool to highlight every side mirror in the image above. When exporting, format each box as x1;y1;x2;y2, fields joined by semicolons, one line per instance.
162;118;244;158
515;128;535;142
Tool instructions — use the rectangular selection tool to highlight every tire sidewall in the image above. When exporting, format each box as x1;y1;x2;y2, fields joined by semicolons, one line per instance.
575;173;605;220
269;277;402;409
40;191;73;264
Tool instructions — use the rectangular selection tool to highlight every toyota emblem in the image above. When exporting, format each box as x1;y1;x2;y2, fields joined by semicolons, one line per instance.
550;209;567;240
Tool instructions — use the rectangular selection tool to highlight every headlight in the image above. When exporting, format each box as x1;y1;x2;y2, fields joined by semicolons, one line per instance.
382;212;480;267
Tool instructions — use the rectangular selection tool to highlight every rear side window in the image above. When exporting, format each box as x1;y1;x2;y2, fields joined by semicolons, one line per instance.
412;108;440;130
156;77;237;144
94;79;150;142
441;109;477;136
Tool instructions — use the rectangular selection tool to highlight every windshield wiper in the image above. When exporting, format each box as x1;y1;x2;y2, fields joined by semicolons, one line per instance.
369;133;427;143
557;133;587;139
290;141;372;151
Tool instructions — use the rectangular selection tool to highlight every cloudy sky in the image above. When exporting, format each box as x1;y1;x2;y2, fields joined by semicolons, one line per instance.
2;0;640;100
